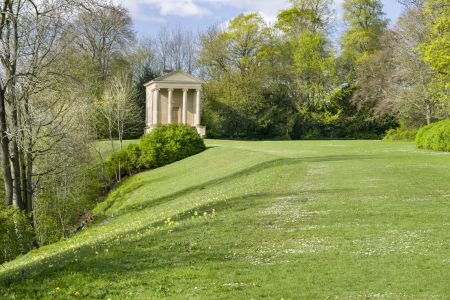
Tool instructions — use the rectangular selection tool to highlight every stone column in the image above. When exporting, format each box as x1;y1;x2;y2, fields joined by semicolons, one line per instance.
182;88;188;125
153;88;160;125
168;88;174;124
195;89;201;126
146;87;150;126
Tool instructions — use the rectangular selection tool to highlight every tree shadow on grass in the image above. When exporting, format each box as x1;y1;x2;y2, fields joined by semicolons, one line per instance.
0;186;353;297
0;152;370;293
111;154;377;218
0;192;275;287
97;148;218;214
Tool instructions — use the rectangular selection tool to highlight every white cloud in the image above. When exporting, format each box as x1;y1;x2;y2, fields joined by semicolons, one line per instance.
158;1;211;16
116;0;210;19
116;0;290;21
207;0;290;17
115;0;351;26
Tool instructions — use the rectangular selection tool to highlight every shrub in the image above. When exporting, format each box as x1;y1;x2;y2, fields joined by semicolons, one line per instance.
105;144;143;181
0;205;34;264
140;124;206;168
124;143;143;171
416;119;450;151
383;125;418;141
104;125;206;182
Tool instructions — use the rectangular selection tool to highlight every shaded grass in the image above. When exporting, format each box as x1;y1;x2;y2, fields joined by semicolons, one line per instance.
1;140;449;299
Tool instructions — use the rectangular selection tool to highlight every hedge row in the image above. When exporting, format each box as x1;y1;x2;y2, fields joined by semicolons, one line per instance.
105;124;206;181
416;119;450;152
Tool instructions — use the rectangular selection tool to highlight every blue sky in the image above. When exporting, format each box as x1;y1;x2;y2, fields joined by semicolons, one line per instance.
115;0;405;39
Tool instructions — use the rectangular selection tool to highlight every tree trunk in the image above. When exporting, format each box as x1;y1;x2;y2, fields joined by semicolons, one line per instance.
19;150;28;210
10;0;24;209
17;96;28;209
425;103;432;125
0;89;13;205
26;142;33;214
10;88;24;209
24;98;34;215
117;106;123;150
108;112;115;153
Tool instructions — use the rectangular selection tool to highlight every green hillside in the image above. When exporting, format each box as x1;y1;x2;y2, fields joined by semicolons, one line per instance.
1;140;449;299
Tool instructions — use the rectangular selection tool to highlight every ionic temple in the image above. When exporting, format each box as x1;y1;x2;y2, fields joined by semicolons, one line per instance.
144;71;206;137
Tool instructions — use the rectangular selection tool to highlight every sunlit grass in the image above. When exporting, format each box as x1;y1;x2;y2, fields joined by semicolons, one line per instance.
1;140;449;299
93;139;139;160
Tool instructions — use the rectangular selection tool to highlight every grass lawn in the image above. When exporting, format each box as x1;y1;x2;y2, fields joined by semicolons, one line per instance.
1;140;449;299
93;139;139;159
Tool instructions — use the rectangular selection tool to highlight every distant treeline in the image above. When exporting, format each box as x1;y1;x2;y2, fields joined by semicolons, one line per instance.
199;0;449;139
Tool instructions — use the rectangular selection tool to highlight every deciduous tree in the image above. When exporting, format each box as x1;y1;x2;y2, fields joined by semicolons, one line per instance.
339;0;388;79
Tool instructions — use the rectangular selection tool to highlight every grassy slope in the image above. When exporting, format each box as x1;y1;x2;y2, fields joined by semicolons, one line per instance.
94;140;139;159
1;140;449;299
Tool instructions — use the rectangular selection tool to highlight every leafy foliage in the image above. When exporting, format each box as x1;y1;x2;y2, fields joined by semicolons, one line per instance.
106;125;205;181
293;29;335;105
106;144;143;180
34;163;104;245
200;13;296;139
0;206;34;264
416;119;450;151
383;124;418;141
293;84;394;139
140;125;206;168
420;0;450;77
200;1;396;140
203;74;295;139
340;0;387;78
